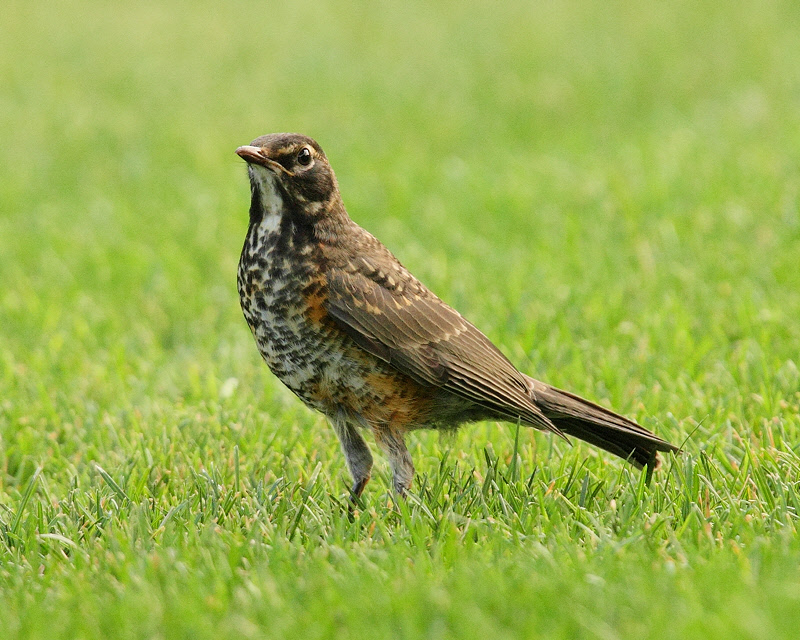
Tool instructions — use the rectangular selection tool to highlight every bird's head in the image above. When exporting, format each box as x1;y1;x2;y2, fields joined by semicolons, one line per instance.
236;133;341;224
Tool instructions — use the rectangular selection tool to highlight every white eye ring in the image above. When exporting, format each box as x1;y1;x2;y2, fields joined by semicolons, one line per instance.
297;147;313;166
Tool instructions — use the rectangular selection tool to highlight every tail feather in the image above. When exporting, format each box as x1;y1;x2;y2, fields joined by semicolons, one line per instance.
527;377;679;469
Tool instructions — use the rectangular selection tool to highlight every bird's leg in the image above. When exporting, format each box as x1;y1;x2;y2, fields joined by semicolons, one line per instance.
373;426;415;496
331;413;373;501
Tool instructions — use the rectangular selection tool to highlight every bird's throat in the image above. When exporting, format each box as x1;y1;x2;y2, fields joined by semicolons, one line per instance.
248;166;286;228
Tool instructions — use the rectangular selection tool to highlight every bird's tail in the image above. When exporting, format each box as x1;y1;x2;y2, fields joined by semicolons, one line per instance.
526;376;679;470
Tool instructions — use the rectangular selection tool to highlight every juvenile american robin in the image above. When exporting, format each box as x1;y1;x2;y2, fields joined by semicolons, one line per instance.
236;133;678;498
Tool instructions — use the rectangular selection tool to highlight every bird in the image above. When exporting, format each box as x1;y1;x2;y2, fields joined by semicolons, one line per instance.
235;133;678;499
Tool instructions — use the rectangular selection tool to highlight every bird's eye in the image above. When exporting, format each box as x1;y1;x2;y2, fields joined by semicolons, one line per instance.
297;147;312;166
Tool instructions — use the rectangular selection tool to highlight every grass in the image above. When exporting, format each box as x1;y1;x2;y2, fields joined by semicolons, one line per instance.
2;0;800;637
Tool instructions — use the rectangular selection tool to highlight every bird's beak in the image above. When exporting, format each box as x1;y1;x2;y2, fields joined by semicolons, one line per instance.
236;145;286;174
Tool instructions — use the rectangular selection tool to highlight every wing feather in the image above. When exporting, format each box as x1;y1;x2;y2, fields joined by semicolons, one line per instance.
325;264;560;434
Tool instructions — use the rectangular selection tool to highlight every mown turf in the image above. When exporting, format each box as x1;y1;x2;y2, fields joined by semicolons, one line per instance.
1;0;799;638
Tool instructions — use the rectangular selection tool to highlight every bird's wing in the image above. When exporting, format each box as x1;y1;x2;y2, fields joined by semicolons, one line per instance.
325;255;559;433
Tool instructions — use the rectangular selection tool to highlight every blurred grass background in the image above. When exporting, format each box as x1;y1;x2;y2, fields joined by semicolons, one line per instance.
1;0;800;638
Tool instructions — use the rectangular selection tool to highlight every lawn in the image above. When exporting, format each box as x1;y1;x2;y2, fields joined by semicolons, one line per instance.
2;0;800;637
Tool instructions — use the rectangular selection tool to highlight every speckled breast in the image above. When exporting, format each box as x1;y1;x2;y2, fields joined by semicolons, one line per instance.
237;219;374;418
